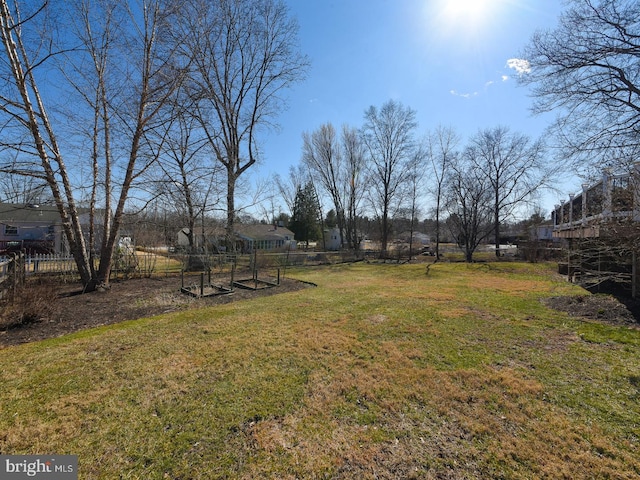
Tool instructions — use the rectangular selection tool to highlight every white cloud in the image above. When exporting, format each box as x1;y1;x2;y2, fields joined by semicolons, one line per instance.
450;89;478;99
451;69;514;99
506;58;531;75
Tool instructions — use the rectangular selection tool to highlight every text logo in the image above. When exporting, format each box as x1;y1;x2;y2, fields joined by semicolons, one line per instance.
0;456;77;479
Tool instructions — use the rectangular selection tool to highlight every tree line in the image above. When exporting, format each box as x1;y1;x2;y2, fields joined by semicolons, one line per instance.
0;0;638;290
257;0;640;263
278;111;554;262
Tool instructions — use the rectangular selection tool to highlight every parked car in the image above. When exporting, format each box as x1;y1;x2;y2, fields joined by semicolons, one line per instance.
420;246;436;256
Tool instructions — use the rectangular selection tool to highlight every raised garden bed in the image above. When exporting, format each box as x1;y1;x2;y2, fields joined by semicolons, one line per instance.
180;283;234;297
180;271;234;298
233;277;278;291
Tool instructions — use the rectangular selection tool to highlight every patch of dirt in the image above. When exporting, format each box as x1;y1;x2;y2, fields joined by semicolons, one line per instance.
0;273;314;349
542;293;640;326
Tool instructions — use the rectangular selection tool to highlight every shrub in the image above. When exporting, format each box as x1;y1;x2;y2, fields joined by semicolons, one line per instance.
0;279;58;330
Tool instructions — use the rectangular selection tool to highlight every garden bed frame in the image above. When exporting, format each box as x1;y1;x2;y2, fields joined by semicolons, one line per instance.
180;264;281;297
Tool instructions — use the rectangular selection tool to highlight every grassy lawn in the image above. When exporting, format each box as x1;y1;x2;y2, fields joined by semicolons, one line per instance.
1;262;639;479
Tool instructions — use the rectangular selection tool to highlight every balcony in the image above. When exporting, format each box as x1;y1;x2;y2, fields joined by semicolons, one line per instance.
553;166;640;238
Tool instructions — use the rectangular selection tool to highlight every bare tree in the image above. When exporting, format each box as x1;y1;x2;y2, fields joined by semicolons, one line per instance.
0;0;90;282
362;100;418;257
405;148;426;261
140;78;228;253
426;125;459;259
466;126;549;257
149;107;224;253
0;152;47;203
445;154;493;262
299;123;366;251
301;123;347;248
341;125;366;251
175;0;309;251
274;164;309;215
519;0;640;173
0;0;184;291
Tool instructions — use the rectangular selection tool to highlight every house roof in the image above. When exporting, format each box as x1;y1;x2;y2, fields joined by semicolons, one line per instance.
235;223;295;241
0;202;103;225
0;203;62;224
179;226;226;238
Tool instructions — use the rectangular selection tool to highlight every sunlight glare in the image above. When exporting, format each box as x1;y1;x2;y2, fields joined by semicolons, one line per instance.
440;0;496;26
427;0;502;41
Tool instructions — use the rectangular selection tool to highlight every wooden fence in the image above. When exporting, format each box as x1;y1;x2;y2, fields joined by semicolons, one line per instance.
0;253;26;300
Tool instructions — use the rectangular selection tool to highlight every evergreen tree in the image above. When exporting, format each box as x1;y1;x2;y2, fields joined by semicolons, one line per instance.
324;209;338;228
289;183;321;248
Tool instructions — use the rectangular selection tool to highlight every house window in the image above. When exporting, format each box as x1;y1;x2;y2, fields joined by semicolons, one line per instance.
4;225;17;236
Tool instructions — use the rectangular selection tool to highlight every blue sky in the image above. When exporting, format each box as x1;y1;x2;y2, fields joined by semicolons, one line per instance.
258;0;574;217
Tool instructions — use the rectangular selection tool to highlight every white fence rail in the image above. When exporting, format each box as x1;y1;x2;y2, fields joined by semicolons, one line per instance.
22;254;77;275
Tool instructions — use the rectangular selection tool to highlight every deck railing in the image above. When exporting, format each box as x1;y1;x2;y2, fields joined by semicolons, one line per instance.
553;166;640;234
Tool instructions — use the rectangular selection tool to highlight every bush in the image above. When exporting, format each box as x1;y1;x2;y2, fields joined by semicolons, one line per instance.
0;279;58;330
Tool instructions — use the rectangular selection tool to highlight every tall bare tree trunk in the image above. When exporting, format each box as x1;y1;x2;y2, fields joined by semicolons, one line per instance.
0;0;183;292
226;167;236;252
0;0;92;285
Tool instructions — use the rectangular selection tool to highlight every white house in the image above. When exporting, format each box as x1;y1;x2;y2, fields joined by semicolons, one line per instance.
325;227;342;251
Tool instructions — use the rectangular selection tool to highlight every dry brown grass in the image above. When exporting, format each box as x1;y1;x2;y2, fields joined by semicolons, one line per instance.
0;262;639;478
